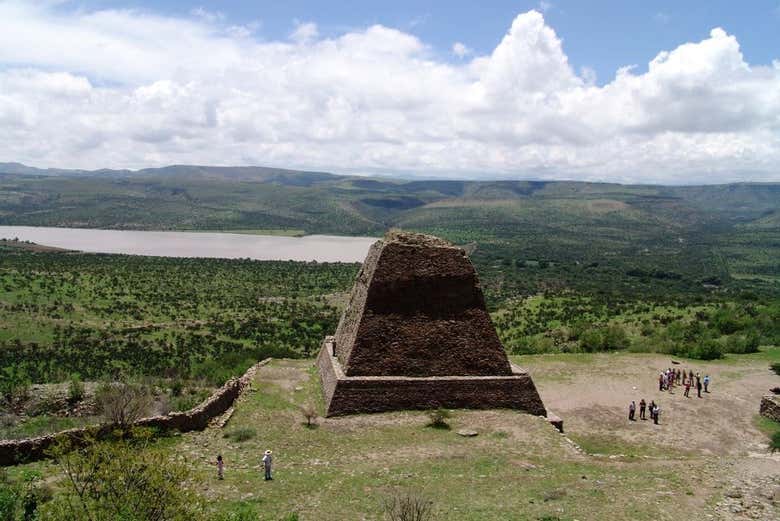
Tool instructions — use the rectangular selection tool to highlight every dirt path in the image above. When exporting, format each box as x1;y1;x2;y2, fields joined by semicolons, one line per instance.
523;353;780;520
524;353;775;456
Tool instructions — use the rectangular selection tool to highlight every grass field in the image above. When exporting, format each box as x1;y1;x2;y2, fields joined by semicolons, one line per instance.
40;350;769;520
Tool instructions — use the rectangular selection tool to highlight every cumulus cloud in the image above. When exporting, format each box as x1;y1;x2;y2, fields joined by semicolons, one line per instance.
452;42;472;58
0;2;778;184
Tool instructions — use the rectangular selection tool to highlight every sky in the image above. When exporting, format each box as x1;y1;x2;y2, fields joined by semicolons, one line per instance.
1;1;779;184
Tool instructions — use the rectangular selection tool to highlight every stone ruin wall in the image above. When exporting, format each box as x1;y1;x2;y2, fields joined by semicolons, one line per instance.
0;359;271;467
318;341;547;417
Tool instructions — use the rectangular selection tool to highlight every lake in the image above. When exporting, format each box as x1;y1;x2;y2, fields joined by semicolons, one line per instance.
0;226;376;262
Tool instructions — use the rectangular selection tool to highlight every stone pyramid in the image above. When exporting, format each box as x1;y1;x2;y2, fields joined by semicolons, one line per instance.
317;231;547;418
333;230;512;377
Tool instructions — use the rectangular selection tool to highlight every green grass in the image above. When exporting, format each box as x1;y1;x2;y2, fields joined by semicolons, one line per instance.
755;415;780;440
155;359;710;520
0;415;99;440
568;433;690;459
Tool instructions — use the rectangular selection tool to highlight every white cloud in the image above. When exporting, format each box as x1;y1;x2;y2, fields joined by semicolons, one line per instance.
0;2;778;184
190;7;224;23
452;42;471;58
290;21;319;44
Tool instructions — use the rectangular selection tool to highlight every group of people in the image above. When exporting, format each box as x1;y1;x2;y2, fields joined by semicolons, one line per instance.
658;368;710;398
627;368;713;426
628;399;661;424
215;449;274;481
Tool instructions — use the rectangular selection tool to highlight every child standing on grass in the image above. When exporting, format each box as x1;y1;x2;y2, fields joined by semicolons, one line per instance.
216;454;224;480
263;450;273;481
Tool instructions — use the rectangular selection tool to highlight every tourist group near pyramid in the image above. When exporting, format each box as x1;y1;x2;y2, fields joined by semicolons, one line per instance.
317;230;558;428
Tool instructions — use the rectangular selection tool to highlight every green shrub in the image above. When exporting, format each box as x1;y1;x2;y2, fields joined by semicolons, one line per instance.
383;493;433;521
426;409;451;430
0;470;51;521
0;365;30;412
170;379;184;397
224;428;256;442
67;374;85;404
42;434;203;521
689;340;723;361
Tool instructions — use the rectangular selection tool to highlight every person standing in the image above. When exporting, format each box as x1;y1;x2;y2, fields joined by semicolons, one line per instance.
652;404;660;425
659;373;664;391
684;379;691;397
639;398;647;420
216;454;224;480
703;374;710;393
649;400;656;422
629;401;636;421
263;450;273;481
696;376;702;398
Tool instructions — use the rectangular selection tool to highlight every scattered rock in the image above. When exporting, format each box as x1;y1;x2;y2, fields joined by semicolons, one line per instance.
725;489;743;499
456;429;478;437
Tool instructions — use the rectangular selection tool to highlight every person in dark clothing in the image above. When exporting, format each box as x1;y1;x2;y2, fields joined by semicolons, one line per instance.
629;401;636;421
649;400;656;421
696;377;702;398
639;399;647;420
684;379;691;397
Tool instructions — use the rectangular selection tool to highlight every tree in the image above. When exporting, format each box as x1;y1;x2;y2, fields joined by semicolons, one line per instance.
94;381;152;428
42;430;203;521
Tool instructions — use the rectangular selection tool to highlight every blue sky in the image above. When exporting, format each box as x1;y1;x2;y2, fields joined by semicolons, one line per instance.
60;0;780;84
1;1;779;183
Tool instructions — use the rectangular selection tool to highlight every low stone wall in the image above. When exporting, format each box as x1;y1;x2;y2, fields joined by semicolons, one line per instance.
760;395;780;423
318;343;547;417
0;358;271;467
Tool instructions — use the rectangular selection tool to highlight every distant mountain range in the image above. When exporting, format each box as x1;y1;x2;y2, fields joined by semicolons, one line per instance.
1;161;778;296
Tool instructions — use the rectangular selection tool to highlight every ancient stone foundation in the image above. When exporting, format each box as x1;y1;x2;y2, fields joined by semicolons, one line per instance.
318;231;549;419
318;338;546;416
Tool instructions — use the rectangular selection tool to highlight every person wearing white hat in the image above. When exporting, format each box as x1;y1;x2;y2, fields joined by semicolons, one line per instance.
262;450;273;481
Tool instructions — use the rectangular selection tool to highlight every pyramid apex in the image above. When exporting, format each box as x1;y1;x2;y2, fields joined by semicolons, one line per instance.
384;229;455;248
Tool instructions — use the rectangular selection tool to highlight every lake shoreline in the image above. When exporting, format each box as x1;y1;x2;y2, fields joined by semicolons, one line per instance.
0;226;376;262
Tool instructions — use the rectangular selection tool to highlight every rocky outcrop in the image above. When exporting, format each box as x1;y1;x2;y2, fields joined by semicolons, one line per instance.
760;394;780;423
0;359;270;466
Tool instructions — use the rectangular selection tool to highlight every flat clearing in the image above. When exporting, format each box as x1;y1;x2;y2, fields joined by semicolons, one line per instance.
171;350;779;520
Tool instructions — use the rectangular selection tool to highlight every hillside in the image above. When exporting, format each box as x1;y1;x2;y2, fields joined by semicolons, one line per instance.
1;163;778;298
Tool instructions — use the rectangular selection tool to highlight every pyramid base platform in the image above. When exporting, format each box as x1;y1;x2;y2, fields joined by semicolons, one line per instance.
317;337;548;417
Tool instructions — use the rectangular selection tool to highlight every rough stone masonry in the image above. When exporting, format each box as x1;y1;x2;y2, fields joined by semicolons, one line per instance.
317;230;548;419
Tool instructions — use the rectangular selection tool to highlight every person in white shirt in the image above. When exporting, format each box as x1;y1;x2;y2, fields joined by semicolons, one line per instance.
263;450;273;481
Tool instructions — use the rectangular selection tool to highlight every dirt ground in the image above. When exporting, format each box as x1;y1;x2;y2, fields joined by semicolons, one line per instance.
521;352;780;520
